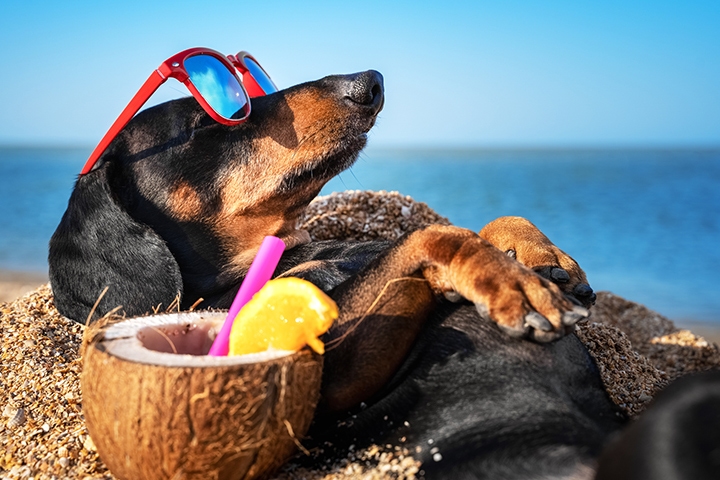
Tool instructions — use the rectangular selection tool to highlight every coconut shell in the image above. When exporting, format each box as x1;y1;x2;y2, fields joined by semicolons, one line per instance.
80;312;323;480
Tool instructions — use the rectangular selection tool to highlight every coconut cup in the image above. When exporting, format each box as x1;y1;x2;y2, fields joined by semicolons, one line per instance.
80;311;323;480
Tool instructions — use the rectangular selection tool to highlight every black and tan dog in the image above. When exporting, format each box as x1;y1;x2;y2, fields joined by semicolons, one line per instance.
51;70;626;478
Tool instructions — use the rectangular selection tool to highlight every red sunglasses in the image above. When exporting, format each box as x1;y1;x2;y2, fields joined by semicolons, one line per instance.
79;48;277;175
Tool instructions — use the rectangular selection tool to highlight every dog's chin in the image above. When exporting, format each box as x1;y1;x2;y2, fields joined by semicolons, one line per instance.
316;132;368;176
278;132;368;194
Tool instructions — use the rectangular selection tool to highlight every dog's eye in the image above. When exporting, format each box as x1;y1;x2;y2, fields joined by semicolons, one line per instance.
506;249;516;259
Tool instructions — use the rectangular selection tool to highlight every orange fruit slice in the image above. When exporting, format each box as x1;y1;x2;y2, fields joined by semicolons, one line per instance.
228;277;338;356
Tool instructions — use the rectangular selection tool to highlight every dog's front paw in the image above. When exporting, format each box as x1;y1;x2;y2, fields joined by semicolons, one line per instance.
446;238;589;342
480;216;596;308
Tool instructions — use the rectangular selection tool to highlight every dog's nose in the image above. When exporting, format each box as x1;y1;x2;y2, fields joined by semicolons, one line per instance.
342;70;384;114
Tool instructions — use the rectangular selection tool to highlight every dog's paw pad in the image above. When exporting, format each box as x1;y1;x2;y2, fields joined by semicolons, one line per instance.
474;301;491;320
550;268;570;283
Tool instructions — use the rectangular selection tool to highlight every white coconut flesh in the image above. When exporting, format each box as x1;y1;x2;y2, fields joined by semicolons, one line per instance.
100;312;294;366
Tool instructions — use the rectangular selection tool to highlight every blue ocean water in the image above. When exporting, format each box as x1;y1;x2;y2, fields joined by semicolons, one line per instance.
2;146;719;325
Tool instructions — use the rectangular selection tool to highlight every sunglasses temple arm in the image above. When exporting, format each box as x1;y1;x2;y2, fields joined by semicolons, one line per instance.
79;70;167;175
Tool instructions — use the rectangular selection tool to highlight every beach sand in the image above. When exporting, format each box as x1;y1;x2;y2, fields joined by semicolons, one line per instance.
2;190;720;479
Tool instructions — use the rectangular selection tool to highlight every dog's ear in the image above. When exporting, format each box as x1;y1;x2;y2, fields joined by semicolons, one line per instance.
49;167;183;323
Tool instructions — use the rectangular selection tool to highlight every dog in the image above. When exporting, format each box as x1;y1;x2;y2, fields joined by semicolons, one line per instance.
51;69;630;478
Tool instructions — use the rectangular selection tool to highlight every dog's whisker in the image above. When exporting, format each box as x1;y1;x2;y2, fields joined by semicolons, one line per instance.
164;84;192;98
335;172;349;190
348;168;364;189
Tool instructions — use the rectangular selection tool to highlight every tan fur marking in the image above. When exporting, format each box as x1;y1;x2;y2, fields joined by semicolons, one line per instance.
211;87;359;275
167;181;203;221
216;90;349;217
277;260;329;279
480;216;587;280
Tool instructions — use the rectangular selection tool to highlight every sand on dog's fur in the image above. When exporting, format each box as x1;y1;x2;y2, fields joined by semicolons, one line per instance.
2;190;720;479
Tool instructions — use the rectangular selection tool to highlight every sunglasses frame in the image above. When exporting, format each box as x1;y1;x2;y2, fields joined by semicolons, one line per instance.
80;48;275;175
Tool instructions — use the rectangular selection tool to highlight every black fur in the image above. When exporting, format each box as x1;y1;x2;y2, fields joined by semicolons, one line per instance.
306;301;626;479
596;371;720;480
49;165;183;321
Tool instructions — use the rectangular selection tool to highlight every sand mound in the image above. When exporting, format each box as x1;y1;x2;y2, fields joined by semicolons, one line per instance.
2;190;719;479
577;292;720;417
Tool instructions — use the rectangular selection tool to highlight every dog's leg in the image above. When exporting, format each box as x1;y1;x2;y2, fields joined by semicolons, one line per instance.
480;216;596;307
322;224;585;411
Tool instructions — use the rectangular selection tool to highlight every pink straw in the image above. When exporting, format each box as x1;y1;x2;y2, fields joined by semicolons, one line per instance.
207;236;286;356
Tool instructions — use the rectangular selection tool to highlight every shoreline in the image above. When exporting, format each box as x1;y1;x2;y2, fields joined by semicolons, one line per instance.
0;269;49;304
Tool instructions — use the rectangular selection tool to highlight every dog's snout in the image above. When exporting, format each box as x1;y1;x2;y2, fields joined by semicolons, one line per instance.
342;70;384;113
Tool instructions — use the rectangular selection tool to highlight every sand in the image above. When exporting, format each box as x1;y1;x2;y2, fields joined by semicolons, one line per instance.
2;190;720;479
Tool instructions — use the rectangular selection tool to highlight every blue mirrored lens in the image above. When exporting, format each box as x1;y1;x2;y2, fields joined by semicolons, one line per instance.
244;57;278;94
184;54;249;120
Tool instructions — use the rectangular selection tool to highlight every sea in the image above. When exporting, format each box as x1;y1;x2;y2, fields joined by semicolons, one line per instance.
1;146;719;326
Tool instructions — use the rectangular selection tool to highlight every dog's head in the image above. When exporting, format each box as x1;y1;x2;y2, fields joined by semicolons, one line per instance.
50;70;384;322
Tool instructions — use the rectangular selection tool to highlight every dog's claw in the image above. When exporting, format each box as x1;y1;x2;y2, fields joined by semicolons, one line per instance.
574;304;590;317
475;302;491;321
524;312;553;332
562;306;589;326
444;291;463;303
550;268;570;283
498;323;529;339
572;283;597;306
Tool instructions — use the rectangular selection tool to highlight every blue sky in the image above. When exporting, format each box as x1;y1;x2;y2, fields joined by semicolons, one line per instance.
1;0;718;148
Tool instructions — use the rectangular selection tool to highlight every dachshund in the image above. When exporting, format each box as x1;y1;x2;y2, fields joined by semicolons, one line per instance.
51;69;632;478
